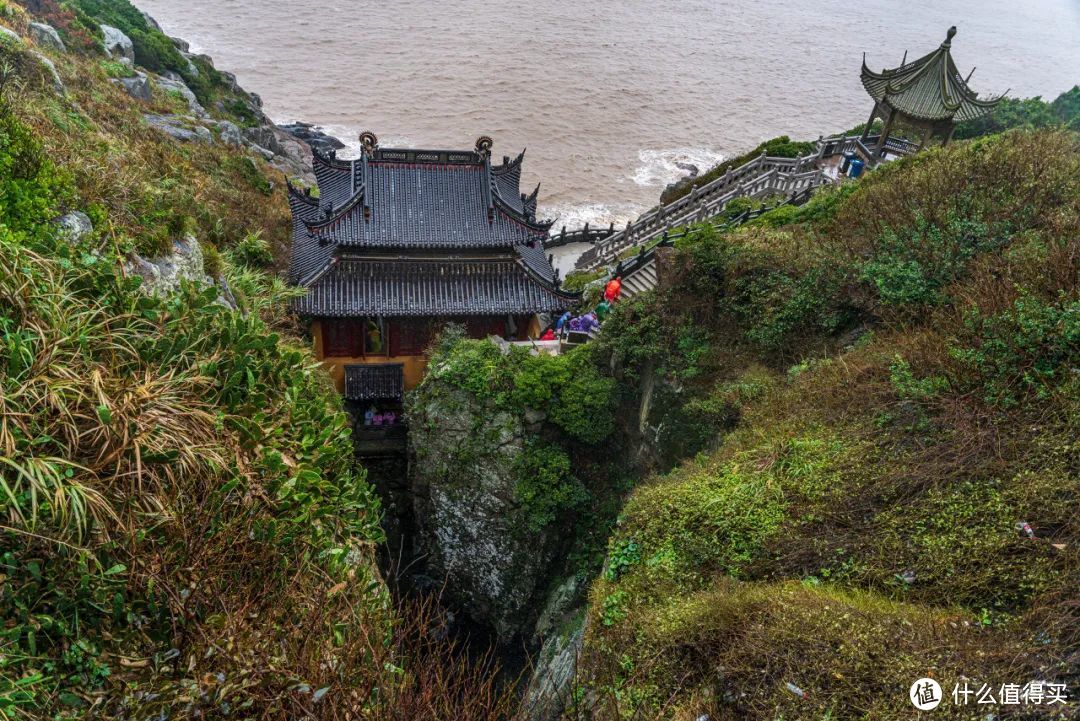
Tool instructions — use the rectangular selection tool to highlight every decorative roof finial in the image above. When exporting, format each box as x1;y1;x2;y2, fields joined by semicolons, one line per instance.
944;26;957;46
359;131;378;155
475;135;494;158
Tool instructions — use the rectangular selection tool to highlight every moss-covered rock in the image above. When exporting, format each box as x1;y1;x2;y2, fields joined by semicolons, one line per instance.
407;333;625;640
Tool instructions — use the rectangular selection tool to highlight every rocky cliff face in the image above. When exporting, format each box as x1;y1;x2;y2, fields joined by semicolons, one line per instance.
408;381;560;641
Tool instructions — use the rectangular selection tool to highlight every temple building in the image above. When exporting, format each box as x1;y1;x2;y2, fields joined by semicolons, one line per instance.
860;26;1003;153
288;133;577;406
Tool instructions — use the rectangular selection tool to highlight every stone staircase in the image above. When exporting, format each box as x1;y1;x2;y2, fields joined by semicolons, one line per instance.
555;133;919;276
615;187;816;299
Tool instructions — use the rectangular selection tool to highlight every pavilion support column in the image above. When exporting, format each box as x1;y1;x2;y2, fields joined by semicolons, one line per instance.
942;123;956;147
860;105;878;141
917;126;934;152
874;108;897;157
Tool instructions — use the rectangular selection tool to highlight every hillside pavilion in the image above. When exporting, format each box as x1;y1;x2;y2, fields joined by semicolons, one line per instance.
860;26;1004;153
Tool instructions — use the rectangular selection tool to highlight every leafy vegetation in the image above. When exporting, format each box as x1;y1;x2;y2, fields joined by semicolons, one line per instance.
0;8;531;718
0;8;288;261
581;129;1080;719
12;0;265;126
955;85;1080;138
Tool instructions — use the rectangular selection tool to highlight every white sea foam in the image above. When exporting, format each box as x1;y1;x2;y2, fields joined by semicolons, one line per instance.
631;147;726;188
540;201;647;231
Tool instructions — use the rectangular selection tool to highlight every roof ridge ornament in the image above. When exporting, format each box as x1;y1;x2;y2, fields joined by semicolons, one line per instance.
360;131;378;156
943;25;957;47
475;135;494;158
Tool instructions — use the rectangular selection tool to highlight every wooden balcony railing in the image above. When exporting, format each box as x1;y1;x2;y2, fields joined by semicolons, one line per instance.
344;363;405;401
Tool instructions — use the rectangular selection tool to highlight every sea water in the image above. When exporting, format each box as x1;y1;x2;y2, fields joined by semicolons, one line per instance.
134;0;1079;226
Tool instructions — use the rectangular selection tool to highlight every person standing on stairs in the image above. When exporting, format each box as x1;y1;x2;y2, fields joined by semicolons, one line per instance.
604;275;622;303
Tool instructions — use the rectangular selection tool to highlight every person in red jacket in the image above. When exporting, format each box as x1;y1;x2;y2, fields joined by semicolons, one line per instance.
604;276;622;303
540;328;556;341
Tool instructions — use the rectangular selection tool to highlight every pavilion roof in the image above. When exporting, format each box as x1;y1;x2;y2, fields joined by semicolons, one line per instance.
861;27;1004;123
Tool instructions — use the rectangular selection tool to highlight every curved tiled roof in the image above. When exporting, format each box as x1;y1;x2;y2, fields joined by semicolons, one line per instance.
287;183;335;283
515;239;557;284
289;139;576;317
491;150;525;214
307;162;548;249
312;150;355;209
293;258;577;317
861;27;1003;123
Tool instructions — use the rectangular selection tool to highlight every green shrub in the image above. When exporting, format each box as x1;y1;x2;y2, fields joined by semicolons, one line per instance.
515;442;586;531
0;88;386;717
69;0;226;104
430;336;617;445
861;213;1006;313
954;86;1080;138
228;230;274;267
950;292;1079;407
0;102;71;238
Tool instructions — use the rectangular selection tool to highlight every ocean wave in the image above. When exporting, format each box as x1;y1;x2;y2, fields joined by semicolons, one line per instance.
631;147;726;188
540;201;647;230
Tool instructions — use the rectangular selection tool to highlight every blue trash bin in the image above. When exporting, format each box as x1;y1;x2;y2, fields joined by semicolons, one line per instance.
849;158;865;178
840;152;856;174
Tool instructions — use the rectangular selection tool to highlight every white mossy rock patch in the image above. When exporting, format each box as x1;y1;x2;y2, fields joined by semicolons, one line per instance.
100;24;134;64
55;211;93;245
0;25;24;45
125;235;212;296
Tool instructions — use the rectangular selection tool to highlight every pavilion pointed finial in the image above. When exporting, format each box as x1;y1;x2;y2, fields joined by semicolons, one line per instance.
944;26;957;46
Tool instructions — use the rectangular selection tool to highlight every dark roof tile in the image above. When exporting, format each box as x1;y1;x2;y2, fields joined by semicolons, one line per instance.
294;258;576;317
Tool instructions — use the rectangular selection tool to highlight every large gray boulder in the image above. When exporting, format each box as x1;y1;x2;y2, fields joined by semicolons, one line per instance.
144;114;210;144
154;74;206;117
249;144;275;161
32;53;64;95
29;22;65;52
241;125;287;156
100;25;134;64
115;72;151;101
216;120;243;147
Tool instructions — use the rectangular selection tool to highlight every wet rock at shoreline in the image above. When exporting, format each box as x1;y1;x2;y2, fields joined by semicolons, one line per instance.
278;122;347;155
